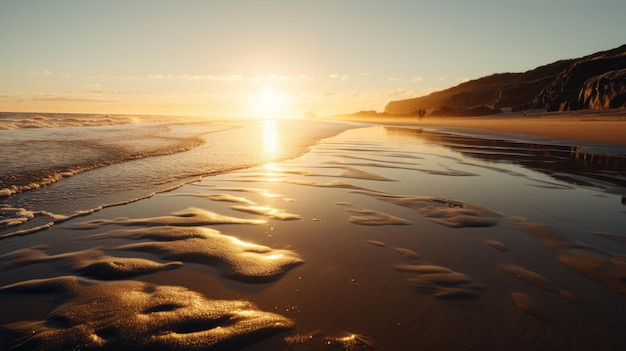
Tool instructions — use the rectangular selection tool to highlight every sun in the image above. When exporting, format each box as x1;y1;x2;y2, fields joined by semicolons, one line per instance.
248;90;290;119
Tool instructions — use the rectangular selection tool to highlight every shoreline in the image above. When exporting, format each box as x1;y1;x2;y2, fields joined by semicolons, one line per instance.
0;118;355;239
328;109;626;149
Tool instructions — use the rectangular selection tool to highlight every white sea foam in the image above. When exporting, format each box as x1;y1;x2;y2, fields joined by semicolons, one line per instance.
0;112;197;130
0;118;222;198
0;115;353;238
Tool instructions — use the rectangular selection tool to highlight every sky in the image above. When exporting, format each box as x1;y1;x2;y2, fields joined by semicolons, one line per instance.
1;0;625;119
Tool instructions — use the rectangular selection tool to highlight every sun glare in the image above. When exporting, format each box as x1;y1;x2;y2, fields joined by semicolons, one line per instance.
249;90;290;119
262;119;280;159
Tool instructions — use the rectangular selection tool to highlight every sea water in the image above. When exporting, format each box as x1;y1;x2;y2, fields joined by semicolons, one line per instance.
0;112;352;238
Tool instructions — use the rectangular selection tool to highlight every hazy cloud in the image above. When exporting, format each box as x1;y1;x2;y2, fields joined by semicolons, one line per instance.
115;75;143;80
147;74;170;80
320;89;424;100
86;90;140;95
145;74;244;81
77;74;109;79
76;74;143;80
388;77;424;82
378;89;424;98
0;91;26;104
0;91;24;98
32;93;117;103
249;74;313;83
329;74;348;80
177;74;243;81
250;75;290;82
30;70;52;75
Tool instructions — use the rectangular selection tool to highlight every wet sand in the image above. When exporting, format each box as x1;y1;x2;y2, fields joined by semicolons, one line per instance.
334;109;626;148
1;119;626;350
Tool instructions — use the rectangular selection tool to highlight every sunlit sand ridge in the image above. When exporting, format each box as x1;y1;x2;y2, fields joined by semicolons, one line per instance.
1;277;293;350
2;247;182;280
1;124;625;350
114;226;304;282
72;207;267;229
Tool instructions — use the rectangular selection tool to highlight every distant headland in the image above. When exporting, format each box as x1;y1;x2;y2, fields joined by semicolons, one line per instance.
342;44;626;118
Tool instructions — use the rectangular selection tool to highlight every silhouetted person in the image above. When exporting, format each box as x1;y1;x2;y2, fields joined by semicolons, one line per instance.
418;108;426;120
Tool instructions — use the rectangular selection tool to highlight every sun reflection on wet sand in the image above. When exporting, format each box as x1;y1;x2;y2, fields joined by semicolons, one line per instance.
262;120;280;160
264;163;282;172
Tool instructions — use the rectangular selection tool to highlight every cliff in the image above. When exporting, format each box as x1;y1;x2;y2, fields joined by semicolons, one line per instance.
384;44;626;116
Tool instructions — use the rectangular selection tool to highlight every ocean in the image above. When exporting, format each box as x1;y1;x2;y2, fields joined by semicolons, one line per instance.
0;112;352;238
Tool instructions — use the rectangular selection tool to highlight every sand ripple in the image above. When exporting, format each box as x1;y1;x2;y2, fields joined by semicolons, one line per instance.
499;263;581;303
335;202;412;226
282;179;376;192
168;192;256;204
1;276;293;350
354;190;500;228
210;186;283;198
511;292;542;318
500;264;555;291
2;247;181;280
405;271;482;299
372;241;482;299
73;207;266;229
482;239;508;251
394;264;453;274
230;205;302;220
517;220;626;296
255;165;394;181
115;226;303;282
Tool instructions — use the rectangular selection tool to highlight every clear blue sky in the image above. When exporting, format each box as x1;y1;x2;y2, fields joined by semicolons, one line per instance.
1;0;624;117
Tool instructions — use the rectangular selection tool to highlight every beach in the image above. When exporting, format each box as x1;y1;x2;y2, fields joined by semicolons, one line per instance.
333;109;626;148
1;112;626;350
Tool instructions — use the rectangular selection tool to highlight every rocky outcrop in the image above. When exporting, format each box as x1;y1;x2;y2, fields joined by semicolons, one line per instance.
578;69;626;109
385;44;626;116
534;53;626;111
